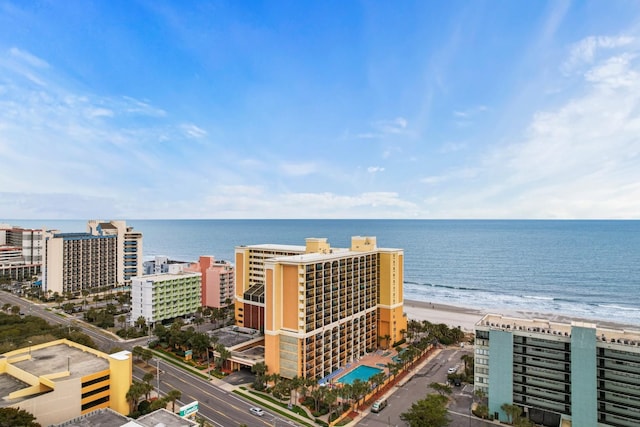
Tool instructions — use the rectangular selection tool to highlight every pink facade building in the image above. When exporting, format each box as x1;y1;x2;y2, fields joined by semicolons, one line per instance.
186;256;235;308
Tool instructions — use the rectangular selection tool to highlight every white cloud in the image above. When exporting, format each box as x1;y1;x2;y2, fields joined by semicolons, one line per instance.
9;47;50;68
356;117;410;139
439;141;467;153
280;162;317;176
563;35;635;74
584;53;638;89
453;105;487;118
181;123;207;138
423;36;640;218
121;96;167;117
367;166;385;173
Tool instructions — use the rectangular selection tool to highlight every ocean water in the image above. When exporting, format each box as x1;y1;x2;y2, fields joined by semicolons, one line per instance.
7;219;640;326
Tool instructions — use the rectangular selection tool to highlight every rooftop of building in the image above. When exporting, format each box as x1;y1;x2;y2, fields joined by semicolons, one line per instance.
52;232;116;240
1;340;122;408
97;223;117;230
477;313;640;347
136;271;202;280
209;325;262;349
53;408;197;427
52;408;129;427
237;243;306;252
8;342;110;380
135;408;198;427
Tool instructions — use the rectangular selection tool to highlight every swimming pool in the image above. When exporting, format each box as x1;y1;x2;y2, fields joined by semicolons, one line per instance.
337;365;383;385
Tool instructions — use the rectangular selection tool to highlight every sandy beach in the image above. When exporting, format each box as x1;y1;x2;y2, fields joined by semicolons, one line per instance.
403;299;640;333
403;299;486;331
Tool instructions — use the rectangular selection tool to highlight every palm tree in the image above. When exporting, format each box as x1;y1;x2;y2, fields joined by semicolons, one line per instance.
351;379;368;408
216;346;231;371
142;373;154;399
251;362;268;390
118;315;127;330
383;334;391;349
126;381;145;414
310;385;326;413
461;354;474;374
289;375;302;407
387;362;400;380
370;371;386;394
167;389;182;412
325;388;338;421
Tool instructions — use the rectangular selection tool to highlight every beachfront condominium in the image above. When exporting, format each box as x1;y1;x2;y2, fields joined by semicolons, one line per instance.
475;313;640;427
0;339;132;426
0;224;45;280
184;256;235;309
235;244;307;330
43;220;143;295
87;220;144;284
234;236;407;379
130;271;202;327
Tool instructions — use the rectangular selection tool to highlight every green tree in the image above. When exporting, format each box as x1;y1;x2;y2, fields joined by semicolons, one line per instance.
135;316;147;331
216;346;231;370
126;381;145;414
188;332;211;362
501;403;526;425
371;371;387;395
141;348;153;367
429;382;452;397
400;394;449;427
251;362;268;391
350;379;369;407
0;407;41;427
167;389;182;412
117;315;127;330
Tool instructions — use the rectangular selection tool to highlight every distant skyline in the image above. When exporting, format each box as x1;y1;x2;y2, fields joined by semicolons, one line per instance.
1;1;639;219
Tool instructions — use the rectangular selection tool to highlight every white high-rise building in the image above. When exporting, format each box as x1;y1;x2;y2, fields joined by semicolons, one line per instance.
43;220;143;295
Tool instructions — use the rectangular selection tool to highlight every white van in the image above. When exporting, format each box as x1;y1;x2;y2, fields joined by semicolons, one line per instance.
371;399;388;413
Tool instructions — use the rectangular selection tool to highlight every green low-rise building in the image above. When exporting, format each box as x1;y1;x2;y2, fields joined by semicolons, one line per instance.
130;272;202;326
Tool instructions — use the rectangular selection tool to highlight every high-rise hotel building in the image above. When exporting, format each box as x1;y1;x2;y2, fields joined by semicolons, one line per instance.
0;224;45;280
235;236;406;379
43;220;142;295
475;313;640;427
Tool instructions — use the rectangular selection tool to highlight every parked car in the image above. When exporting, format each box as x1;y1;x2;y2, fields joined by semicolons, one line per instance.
447;367;457;374
249;407;265;417
371;399;388;413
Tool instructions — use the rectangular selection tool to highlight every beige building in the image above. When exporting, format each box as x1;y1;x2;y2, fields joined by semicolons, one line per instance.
0;339;132;426
235;236;406;379
43;220;143;295
87;220;144;285
0;224;45;280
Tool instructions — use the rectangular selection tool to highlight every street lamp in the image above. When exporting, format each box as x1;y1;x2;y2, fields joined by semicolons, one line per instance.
156;359;160;398
206;349;211;381
28;340;32;357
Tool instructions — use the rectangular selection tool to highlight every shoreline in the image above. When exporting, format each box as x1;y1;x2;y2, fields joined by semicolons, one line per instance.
403;299;640;333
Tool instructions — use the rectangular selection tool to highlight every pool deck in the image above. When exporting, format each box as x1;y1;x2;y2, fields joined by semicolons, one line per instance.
330;348;399;384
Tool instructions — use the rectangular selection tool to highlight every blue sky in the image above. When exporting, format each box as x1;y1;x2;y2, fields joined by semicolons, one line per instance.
1;1;639;219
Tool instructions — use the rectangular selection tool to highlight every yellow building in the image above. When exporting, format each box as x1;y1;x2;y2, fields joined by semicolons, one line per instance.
0;339;132;426
235;236;407;379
